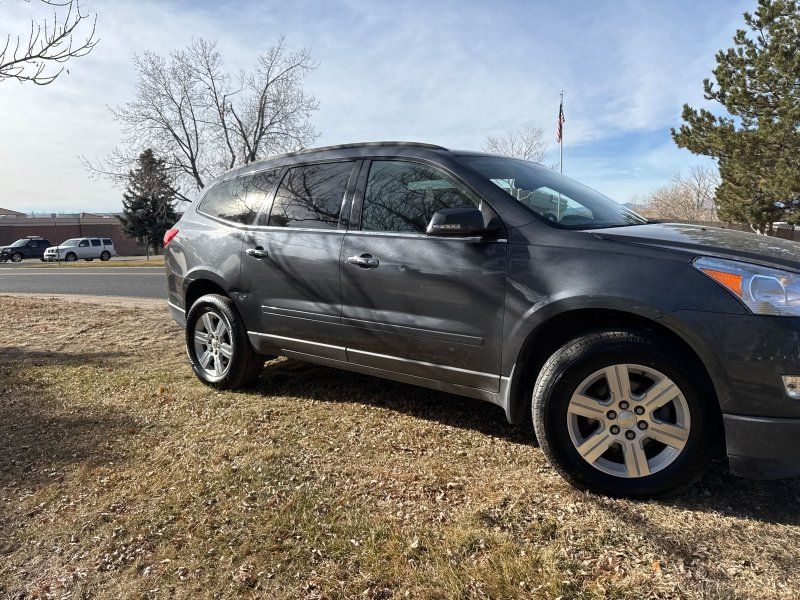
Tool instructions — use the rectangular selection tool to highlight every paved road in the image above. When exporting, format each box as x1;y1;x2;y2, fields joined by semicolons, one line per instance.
0;267;167;299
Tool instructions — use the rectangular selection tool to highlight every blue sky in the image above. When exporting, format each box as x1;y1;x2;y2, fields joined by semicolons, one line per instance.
0;0;752;212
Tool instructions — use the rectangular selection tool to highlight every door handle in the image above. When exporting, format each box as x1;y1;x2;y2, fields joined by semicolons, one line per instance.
246;247;268;259
346;254;379;268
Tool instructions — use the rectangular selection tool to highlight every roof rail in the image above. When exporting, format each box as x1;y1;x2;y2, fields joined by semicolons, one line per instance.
271;141;448;159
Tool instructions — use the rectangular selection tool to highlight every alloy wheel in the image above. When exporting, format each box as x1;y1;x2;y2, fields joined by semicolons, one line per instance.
566;364;691;478
193;310;233;378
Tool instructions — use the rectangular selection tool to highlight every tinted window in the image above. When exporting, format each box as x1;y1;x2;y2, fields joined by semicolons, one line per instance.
91;239;101;247
9;239;29;247
199;172;276;225
78;240;89;247
102;239;113;245
361;161;480;233
268;162;353;229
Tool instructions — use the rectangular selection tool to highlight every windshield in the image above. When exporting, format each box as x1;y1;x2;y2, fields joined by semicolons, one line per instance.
60;239;80;247
9;239;29;247
455;155;648;230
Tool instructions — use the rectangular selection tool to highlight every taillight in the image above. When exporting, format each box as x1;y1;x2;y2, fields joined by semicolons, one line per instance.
163;228;179;247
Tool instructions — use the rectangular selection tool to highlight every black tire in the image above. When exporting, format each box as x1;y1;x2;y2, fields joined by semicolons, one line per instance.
11;252;22;263
84;258;94;262
100;250;111;261
185;293;263;390
64;252;77;262
532;329;718;498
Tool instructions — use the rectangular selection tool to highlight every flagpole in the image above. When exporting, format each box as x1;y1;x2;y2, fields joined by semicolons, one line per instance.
559;90;564;174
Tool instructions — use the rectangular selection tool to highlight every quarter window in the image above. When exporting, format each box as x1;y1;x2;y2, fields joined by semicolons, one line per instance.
361;161;480;233
199;172;277;225
267;162;353;229
103;239;113;245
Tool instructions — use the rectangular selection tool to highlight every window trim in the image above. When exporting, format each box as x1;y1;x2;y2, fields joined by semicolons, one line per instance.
350;157;502;237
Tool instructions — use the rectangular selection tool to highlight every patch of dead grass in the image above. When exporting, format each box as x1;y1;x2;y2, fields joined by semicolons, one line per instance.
1;296;799;599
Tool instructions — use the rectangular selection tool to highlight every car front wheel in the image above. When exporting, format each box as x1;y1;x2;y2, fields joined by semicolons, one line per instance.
532;329;718;498
185;294;263;389
11;252;22;263
64;252;77;262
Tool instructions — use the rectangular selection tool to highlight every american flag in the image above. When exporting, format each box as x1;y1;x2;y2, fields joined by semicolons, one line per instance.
556;100;565;143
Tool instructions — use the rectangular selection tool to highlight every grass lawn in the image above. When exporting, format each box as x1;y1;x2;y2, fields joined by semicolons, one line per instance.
11;257;165;268
1;296;799;599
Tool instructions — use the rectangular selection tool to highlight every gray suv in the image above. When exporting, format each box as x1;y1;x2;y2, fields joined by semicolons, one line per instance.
164;141;800;497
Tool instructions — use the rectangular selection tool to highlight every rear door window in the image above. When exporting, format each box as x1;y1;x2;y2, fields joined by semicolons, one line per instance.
267;162;354;229
91;239;101;247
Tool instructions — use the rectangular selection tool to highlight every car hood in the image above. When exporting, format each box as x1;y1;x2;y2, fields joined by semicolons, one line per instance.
593;223;800;272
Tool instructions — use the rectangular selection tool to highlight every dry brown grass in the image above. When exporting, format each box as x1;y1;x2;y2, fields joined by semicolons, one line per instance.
1;295;799;599
13;257;165;268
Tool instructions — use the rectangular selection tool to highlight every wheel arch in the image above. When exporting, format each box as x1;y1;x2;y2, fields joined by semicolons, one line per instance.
184;275;230;312
505;307;722;432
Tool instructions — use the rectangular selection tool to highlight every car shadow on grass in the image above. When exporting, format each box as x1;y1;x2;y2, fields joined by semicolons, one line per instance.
256;359;800;526
0;347;140;548
253;358;536;447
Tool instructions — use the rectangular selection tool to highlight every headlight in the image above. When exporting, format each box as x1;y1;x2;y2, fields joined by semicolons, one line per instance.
694;257;800;316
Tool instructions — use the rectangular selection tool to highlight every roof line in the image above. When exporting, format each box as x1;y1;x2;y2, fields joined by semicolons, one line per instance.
265;141;448;160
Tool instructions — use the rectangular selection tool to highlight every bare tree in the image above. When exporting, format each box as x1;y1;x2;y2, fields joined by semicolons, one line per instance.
484;123;547;162
87;37;318;201
646;165;720;221
0;0;97;85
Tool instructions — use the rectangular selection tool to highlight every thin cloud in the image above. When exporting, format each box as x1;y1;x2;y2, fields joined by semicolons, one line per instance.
0;0;752;212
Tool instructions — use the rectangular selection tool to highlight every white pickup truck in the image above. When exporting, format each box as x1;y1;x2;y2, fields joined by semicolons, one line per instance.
43;237;117;262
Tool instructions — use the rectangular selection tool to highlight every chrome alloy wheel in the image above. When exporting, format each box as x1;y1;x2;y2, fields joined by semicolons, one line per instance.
193;310;233;378
566;364;691;478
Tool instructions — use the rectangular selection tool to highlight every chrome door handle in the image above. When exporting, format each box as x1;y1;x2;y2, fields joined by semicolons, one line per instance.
246;247;268;259
346;254;379;268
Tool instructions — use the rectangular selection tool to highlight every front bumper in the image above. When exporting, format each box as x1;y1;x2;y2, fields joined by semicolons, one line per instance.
724;414;800;479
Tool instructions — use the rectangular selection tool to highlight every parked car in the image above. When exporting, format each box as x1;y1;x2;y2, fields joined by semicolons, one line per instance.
163;141;800;497
0;237;52;262
43;237;117;262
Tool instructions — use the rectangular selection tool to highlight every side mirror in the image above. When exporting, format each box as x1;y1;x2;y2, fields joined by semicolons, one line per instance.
426;207;489;237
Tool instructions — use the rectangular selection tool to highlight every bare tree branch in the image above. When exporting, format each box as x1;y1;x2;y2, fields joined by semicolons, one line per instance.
86;36;318;200
645;165;720;221
0;0;98;85
484;123;547;162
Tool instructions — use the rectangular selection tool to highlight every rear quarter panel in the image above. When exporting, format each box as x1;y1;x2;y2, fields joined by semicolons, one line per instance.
164;210;246;317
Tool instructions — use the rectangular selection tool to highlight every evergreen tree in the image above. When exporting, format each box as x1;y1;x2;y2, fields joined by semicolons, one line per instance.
672;0;800;233
119;149;178;254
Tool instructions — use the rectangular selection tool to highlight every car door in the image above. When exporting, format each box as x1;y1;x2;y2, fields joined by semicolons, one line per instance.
76;239;91;258
340;159;507;392
240;160;359;361
90;238;102;257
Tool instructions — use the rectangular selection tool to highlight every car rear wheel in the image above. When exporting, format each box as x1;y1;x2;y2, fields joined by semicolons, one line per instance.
185;294;263;390
532;329;718;498
64;252;77;262
11;252;22;263
100;250;111;261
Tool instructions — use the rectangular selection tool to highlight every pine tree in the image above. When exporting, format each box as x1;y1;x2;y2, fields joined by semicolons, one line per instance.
119;149;178;254
672;0;800;233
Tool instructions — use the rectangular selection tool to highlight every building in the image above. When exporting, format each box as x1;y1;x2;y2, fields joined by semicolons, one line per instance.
0;211;146;255
0;207;26;218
